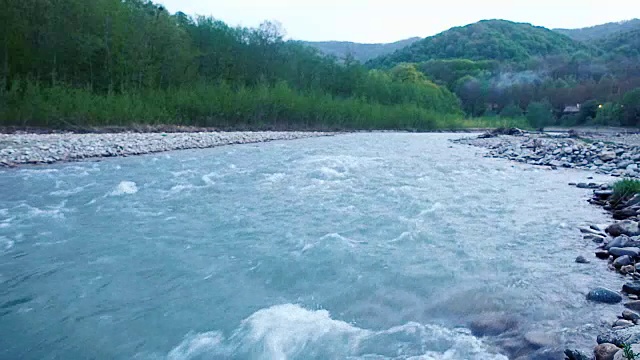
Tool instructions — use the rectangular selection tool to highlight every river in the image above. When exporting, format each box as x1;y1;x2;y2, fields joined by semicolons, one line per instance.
0;133;623;359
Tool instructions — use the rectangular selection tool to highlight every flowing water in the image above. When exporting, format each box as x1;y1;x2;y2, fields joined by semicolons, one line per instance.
0;133;624;359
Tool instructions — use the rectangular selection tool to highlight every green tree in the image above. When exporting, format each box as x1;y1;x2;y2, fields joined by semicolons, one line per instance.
621;88;640;126
526;100;554;129
500;103;523;118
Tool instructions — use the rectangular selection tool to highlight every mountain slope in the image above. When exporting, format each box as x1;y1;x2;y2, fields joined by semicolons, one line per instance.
555;19;640;41
599;28;640;58
302;37;421;63
367;20;594;68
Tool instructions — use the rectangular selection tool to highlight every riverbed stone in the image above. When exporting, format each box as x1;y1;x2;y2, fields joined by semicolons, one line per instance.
607;222;640;237
610;248;640;258
601;152;618;162
565;349;591;360
598;250;612;259
588;288;623;304
614;256;634;268
598;326;640;347
469;312;517;336
623;282;640;295
576;255;591;264
623;310;640;322
595;343;621;360
613;319;635;328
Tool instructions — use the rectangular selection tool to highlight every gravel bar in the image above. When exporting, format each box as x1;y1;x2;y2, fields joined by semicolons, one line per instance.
0;131;334;167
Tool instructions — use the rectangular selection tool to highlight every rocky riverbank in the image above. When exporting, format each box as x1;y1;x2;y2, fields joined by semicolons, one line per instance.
0;131;334;167
455;129;640;178
456;129;640;360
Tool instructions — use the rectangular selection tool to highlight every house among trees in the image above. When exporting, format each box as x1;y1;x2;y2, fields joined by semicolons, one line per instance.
563;104;581;114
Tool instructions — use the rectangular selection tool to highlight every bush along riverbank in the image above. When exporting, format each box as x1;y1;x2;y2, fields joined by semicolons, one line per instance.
455;130;640;359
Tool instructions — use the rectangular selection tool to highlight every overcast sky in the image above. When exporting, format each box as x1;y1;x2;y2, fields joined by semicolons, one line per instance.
158;0;639;43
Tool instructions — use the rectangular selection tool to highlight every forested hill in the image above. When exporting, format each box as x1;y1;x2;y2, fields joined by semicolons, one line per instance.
0;0;463;130
302;37;421;63
366;20;592;68
555;19;640;41
599;28;640;58
364;19;640;127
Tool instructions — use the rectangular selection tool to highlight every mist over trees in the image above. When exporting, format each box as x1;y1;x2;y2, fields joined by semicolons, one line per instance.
368;20;640;127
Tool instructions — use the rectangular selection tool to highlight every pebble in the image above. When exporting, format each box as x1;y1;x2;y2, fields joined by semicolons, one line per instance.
0;131;334;166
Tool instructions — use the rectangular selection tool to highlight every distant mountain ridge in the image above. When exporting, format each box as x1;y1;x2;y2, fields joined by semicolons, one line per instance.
366;20;594;68
301;37;421;63
555;19;640;41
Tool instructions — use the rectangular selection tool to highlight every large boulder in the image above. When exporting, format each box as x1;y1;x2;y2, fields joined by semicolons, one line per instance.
606;236;640;250
469;312;517;336
609;247;640;258
588;288;623;304
614;255;634;268
595;343;621;360
598;326;640;346
607;221;640;237
623;282;640;296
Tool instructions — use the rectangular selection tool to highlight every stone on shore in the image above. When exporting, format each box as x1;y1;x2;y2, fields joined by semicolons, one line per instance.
598;326;640;347
626;301;640;312
594;343;620;360
607;221;640;237
610;247;640;258
565;349;591;360
588;288;623;304
623;282;640;295
614;255;634;268
622;309;640;322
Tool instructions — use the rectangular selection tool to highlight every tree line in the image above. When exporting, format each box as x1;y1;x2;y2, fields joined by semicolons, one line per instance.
0;0;468;130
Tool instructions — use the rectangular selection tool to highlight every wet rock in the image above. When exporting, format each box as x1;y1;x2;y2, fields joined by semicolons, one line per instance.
610;248;640;258
623;310;640;322
598;326;640;347
621;265;636;275
597;250;612;259
613;319;635;328
601;151;618;162
626;301;640;312
614;256;634;268
596;190;615;200
607;222;640;237
565;349;591;360
576;255;591;264
623;282;640;295
524;331;556;348
587;234;608;244
588;288;623;304
469;312;517;336
594;343;621;360
615;209;639;220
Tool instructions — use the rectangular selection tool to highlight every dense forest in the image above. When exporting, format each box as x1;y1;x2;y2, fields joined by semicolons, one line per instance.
367;20;640;127
0;0;464;130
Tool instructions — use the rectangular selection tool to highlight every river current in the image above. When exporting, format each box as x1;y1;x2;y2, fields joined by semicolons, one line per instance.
0;133;624;359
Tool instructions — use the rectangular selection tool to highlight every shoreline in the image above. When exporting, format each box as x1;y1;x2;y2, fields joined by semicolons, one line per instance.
0;131;335;168
455;129;640;359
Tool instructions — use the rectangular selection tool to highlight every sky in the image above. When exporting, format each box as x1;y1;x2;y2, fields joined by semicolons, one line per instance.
158;0;640;43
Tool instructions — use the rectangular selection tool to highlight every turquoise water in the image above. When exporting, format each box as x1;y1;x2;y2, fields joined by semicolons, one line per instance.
0;133;622;359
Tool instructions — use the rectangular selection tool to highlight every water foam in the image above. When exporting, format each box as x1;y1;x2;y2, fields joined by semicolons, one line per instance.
109;181;138;196
167;304;507;360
